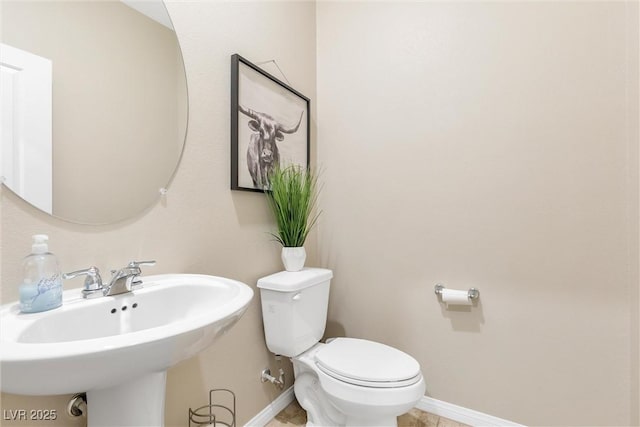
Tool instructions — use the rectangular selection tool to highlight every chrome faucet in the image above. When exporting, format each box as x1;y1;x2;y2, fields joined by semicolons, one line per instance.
63;260;155;298
104;260;156;296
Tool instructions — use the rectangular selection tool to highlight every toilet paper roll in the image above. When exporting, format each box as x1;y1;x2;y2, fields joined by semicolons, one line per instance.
441;288;472;306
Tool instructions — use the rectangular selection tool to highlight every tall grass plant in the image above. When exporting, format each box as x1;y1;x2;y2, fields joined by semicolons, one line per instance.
266;165;321;248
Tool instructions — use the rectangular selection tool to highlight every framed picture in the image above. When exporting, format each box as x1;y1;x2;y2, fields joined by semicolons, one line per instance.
231;54;310;192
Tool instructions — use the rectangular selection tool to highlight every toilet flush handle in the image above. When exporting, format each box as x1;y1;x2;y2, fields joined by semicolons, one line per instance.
292;292;302;301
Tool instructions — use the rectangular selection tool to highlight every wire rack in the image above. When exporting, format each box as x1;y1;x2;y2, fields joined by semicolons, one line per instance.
188;388;236;427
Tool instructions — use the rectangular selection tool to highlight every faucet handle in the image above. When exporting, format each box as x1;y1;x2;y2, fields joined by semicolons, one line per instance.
63;266;104;298
63;266;102;286
128;260;156;268
127;260;156;290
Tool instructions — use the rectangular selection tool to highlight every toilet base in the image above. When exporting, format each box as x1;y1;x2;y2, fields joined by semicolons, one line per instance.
305;417;397;427
295;375;399;427
294;369;346;427
343;416;398;427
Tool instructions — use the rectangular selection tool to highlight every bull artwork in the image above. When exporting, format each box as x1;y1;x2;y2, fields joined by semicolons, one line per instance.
238;104;304;190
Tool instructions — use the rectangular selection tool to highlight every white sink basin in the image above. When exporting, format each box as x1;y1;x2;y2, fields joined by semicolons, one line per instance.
0;274;253;426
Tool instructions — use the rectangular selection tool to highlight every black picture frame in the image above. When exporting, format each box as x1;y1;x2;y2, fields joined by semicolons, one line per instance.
231;54;310;193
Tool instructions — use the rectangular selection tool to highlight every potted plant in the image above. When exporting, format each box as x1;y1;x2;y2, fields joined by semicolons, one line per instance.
265;165;321;272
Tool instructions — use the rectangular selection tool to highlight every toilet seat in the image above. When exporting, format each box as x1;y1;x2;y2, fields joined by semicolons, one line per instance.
314;338;422;388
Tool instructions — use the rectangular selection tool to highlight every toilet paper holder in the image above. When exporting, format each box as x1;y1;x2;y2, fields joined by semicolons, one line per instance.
434;283;480;300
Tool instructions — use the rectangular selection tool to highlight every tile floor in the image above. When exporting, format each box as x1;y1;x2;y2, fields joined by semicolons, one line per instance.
265;400;470;427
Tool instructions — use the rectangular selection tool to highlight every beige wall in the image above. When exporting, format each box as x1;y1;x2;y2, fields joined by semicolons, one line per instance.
2;1;184;224
0;1;316;426
630;2;640;424
316;1;639;426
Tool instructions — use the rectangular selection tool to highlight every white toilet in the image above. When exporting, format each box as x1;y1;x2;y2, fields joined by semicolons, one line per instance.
257;268;425;427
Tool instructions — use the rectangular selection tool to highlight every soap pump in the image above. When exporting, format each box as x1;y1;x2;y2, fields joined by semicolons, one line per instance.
19;234;63;313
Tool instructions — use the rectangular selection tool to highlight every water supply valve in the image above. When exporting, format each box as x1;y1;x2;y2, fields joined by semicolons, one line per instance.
260;368;285;390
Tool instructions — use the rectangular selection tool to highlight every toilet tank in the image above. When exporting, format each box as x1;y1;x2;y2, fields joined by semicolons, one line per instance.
257;268;333;357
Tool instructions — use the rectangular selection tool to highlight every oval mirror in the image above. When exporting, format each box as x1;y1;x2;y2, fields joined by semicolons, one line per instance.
0;0;188;225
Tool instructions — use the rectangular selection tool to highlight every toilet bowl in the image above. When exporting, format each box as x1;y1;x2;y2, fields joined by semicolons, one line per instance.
293;338;425;426
258;268;425;427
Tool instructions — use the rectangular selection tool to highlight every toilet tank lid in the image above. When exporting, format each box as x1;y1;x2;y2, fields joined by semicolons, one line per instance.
257;268;333;292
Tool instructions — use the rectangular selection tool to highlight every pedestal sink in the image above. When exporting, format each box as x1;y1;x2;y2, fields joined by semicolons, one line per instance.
0;274;253;426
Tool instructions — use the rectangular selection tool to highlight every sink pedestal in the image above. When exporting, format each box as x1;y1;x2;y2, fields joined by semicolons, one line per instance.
87;372;166;427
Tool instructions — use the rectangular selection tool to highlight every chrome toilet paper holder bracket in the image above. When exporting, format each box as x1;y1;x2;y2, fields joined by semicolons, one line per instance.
434;283;480;300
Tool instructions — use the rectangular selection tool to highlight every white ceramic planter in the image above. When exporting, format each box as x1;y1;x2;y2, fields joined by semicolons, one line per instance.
281;247;306;272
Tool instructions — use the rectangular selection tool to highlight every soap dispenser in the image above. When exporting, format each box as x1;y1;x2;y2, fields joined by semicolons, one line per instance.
19;234;63;313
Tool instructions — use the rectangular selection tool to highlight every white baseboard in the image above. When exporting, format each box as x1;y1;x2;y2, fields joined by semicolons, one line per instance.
245;389;524;427
244;386;295;427
416;396;525;427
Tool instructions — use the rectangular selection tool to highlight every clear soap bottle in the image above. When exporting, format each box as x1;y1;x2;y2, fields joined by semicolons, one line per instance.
19;234;63;313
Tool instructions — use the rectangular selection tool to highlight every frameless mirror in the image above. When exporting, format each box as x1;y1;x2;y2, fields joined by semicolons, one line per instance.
0;0;188;225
